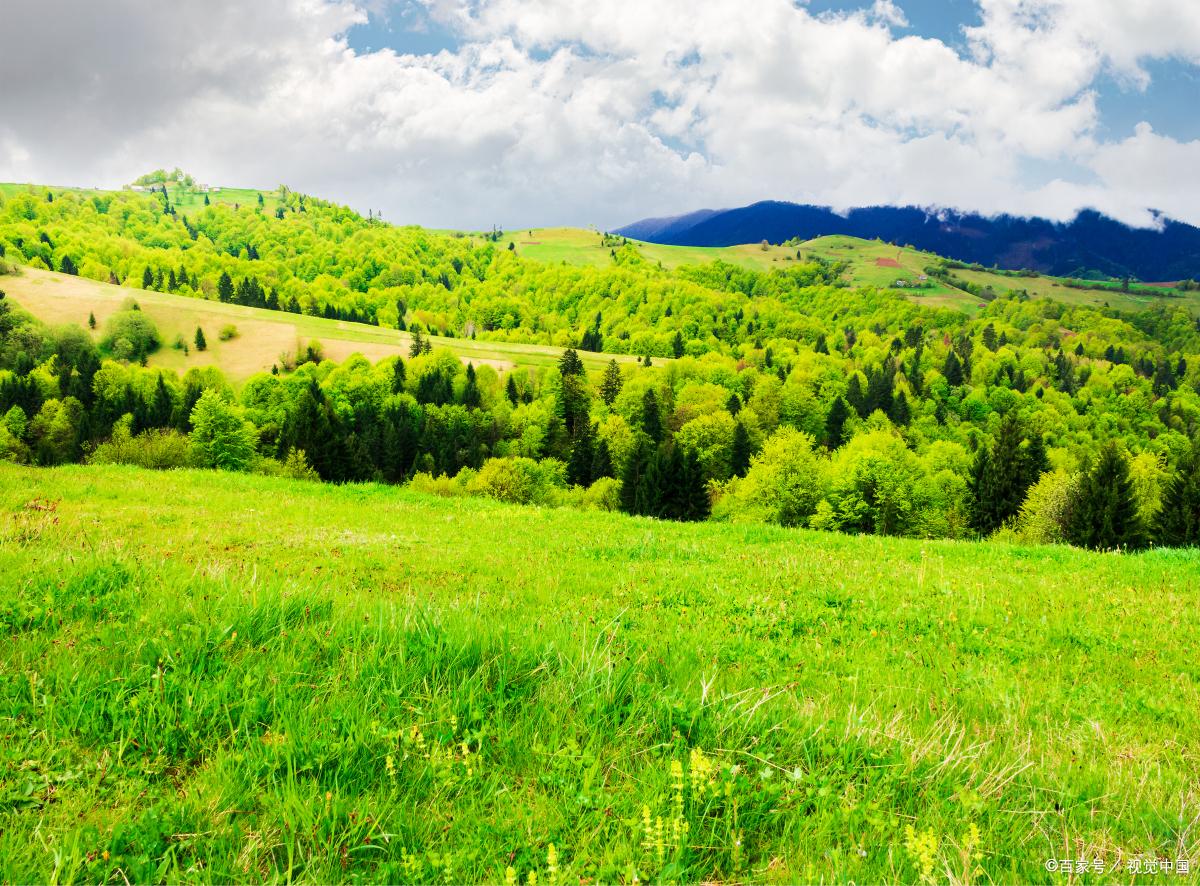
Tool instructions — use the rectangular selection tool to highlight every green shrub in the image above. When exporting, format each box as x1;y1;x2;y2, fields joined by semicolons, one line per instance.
90;416;193;470
101;310;160;361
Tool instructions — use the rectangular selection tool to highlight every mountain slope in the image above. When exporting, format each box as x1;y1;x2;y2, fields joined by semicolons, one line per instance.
617;201;1200;281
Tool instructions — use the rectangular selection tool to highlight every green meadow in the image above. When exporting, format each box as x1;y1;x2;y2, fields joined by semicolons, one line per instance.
1;267;645;382
3;462;1199;883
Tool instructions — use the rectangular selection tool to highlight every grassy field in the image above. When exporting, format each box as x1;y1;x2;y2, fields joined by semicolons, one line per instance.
0;268;643;381
0;181;281;215
514;227;808;272
2;463;1199;882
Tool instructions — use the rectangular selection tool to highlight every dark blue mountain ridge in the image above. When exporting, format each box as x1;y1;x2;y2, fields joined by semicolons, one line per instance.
615;201;1200;282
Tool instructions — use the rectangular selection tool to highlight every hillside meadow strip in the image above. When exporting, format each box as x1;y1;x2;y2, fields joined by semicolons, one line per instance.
2;463;1198;883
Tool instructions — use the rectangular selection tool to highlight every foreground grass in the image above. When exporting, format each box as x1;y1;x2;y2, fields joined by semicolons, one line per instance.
2;464;1199;883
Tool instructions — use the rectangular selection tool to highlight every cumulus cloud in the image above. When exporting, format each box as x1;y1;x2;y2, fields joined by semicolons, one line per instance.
0;0;1198;228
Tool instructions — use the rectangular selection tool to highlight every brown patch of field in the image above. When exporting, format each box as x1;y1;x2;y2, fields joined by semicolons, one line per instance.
875;257;903;269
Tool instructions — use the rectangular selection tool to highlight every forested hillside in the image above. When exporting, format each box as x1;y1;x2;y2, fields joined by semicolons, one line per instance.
2;182;1200;549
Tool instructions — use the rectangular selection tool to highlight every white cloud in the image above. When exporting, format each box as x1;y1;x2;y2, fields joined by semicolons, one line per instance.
0;0;1198;228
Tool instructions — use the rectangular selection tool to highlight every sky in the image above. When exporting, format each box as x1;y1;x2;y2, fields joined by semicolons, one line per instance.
1;0;1199;230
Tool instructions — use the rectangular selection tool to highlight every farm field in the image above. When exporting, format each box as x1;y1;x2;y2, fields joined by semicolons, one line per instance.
0;181;281;215
0;267;644;381
2;462;1199;882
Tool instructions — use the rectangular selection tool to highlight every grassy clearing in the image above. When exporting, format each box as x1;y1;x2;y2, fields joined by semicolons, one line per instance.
0;267;643;381
2;463;1199;882
0;181;280;215
515;227;806;272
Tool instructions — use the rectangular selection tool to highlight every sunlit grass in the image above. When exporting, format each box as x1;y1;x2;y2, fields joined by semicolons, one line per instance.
2;463;1198;882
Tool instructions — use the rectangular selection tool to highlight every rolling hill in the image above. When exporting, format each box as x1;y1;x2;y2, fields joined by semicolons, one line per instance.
617;201;1200;282
0;266;645;381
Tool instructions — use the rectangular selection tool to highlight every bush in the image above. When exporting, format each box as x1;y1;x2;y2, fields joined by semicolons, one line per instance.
90;416;194;470
218;324;239;341
465;457;566;505
101;310;160;361
582;476;622;511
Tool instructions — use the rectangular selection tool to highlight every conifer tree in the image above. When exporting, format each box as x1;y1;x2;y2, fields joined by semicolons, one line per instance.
87;312;96;330
1156;440;1200;547
942;350;964;386
846;374;868;418
142;266;154;289
59;255;77;275
1067;444;1146;550
641;388;663;443
731;421;752;477
505;374;519;406
217;271;234;303
970;412;1029;534
890;390;911;426
567;422;596;487
672;331;685;359
462;363;481;409
725;393;741;416
825;397;849;448
591;438;613;480
599;359;623;406
409;329;424;358
194;326;207;351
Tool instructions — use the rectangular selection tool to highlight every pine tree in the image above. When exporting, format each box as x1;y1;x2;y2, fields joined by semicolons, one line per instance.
87;312;96;330
1067;444;1146;550
194;327;207;351
1156;441;1200;547
620;436;658;516
142;266;154;290
567;422;596;487
825;397;849;448
814;333;829;354
1024;433;1050;488
599;359;623;406
890;390;911;426
204;193;210;206
409;329;424;358
846;374;868;418
59;255;77;276
505;374;519;406
942;350;964;386
217;271;234;303
970;412;1029;534
591;438;613;480
461;363;481;409
558;348;585;377
642;388;663;443
731;421;752;477
672;331;685;359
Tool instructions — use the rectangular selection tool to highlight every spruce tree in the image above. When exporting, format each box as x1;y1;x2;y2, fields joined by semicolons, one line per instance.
641;388;663;443
217;271;234;303
567;422;595;487
970;412;1029;534
890;390;911;426
462;363;481;408
731;421;752;477
506;374;519;406
942;350;964;386
725;393;741;415
59;255;77;276
142;266;154;290
672;331;685;359
599;359;623;406
846;374;868;418
391;357;407;394
1067;444;1147;550
825;397;849;448
1156;441;1200;547
409;329;424;358
591;438;614;480
87;311;96;330
194;327;207;351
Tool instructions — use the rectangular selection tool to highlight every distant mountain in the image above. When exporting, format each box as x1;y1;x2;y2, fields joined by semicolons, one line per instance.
616;201;1200;282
